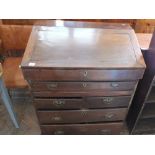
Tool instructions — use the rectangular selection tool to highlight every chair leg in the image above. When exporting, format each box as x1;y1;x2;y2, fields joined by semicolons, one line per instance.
0;77;19;128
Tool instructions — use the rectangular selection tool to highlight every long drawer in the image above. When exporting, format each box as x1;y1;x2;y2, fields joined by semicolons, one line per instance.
32;90;133;97
23;69;144;81
41;122;124;135
31;81;137;91
34;96;131;110
37;108;127;124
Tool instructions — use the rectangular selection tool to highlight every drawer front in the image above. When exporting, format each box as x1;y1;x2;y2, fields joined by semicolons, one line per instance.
32;90;133;97
31;81;137;91
34;96;131;110
41;122;124;135
37;108;127;124
23;69;144;81
85;96;131;108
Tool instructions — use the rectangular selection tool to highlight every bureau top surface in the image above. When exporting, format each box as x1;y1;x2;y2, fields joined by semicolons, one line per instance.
21;26;145;69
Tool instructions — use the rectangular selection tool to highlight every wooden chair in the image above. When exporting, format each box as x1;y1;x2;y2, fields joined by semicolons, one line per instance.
0;25;32;127
0;25;32;89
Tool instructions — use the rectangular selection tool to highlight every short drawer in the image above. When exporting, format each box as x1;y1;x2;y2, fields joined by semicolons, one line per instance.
41;122;124;135
34;96;131;110
37;108;127;124
23;69;144;81
31;81;137;91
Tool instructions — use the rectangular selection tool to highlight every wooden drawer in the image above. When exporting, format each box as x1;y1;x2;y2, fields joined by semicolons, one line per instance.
22;69;144;81
32;90;133;97
40;122;124;135
34;96;131;110
31;81;137;91
37;108;127;124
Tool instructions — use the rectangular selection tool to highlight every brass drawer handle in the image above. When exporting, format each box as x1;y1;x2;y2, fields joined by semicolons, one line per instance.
83;71;88;77
102;97;113;104
111;83;119;88
82;83;87;88
47;83;58;89
100;129;111;135
53;100;65;106
52;116;62;121
104;113;115;119
54;130;64;135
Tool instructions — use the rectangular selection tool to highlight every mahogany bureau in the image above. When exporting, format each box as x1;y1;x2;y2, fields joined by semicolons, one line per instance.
21;25;146;135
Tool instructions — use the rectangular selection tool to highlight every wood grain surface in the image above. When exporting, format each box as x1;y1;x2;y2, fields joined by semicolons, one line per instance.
0;25;32;50
37;108;127;124
34;96;131;110
21;26;145;69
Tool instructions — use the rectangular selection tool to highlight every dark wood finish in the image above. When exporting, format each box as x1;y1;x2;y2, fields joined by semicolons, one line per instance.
41;122;124;135
32;90;133;97
23;69;144;81
37;108;127;124
21;27;145;69
31;81;137;91
34;96;131;110
21;24;145;134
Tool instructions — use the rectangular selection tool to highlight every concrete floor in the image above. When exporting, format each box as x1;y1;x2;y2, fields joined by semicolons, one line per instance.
0;100;41;135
